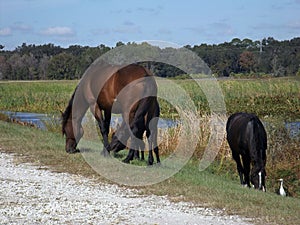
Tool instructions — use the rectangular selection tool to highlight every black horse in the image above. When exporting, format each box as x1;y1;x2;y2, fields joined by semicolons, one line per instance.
226;112;267;191
110;98;160;165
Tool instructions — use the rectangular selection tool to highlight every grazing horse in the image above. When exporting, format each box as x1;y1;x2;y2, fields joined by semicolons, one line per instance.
110;98;160;165
226;112;267;191
62;63;160;164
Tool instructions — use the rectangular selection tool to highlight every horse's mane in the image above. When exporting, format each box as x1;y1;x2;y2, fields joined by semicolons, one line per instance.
62;86;78;135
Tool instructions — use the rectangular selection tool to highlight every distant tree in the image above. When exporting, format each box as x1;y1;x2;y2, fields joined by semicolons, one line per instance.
7;53;29;80
38;55;49;80
0;55;10;79
1;38;299;79
239;51;256;73
241;38;254;48
115;41;125;47
22;53;39;80
230;38;242;46
47;52;78;79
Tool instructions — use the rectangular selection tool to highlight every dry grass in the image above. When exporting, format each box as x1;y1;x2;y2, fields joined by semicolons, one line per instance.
1;120;300;224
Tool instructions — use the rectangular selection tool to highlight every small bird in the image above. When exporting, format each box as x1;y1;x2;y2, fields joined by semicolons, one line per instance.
277;178;287;197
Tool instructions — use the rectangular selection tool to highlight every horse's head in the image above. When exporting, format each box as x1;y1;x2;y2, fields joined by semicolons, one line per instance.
251;168;266;191
62;111;83;154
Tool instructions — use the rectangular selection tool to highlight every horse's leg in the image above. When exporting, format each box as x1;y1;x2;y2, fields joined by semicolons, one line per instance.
133;136;141;160
123;114;144;163
147;131;154;166
132;143;140;160
123;144;137;163
131;137;145;161
141;144;145;161
146;101;160;165
152;124;160;165
147;136;160;166
242;154;251;188
232;151;245;185
93;104;111;156
103;110;112;154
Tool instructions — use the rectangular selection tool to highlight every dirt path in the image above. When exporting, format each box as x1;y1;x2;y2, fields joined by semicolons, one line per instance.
0;152;251;225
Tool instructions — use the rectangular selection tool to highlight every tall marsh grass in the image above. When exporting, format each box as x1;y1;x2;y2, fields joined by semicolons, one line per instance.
0;80;77;113
0;78;299;196
156;114;300;197
1;78;299;119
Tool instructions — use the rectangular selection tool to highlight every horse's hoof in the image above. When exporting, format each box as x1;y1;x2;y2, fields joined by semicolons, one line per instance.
147;161;154;166
122;158;130;164
67;148;80;154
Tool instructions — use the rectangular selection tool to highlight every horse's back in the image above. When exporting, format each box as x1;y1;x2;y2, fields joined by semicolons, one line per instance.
226;112;267;155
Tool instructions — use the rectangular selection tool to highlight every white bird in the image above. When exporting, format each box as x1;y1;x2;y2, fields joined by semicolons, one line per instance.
277;178;287;197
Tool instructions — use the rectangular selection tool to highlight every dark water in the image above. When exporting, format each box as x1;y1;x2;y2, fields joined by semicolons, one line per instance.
1;111;299;138
1;111;177;131
1;111;50;130
285;122;300;138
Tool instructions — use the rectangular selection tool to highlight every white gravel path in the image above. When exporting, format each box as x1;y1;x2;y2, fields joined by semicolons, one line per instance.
0;152;252;225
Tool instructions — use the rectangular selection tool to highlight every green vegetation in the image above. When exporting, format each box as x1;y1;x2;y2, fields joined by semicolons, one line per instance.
0;121;299;225
0;37;300;80
0;78;299;224
0;77;299;119
0;80;77;113
167;77;300;120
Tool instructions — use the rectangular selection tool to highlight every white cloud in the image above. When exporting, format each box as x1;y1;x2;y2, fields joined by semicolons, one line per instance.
40;26;75;36
0;27;12;36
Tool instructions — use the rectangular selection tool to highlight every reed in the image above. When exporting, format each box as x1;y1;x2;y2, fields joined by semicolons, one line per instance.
1;77;299;119
1;120;300;224
0;78;299;196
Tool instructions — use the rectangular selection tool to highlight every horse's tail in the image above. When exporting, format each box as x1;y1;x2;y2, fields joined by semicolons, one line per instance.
133;74;158;124
130;96;157;134
250;116;267;172
135;97;155;121
61;85;78;135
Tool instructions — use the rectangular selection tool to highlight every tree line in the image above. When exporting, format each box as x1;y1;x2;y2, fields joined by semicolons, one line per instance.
0;37;299;80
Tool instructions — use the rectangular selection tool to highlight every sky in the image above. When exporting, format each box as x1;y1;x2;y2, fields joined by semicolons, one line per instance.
0;0;299;50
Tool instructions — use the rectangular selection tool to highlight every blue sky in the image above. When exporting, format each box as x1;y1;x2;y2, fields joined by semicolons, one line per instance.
0;0;299;50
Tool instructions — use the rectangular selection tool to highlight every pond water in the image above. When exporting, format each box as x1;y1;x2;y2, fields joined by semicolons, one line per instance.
1;111;299;138
1;111;50;130
285;122;300;138
1;111;177;131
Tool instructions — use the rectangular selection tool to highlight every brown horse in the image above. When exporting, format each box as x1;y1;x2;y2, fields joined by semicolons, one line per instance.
110;98;160;165
62;62;160;164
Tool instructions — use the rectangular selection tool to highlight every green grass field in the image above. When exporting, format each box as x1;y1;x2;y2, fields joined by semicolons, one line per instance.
0;80;77;113
0;77;299;119
0;77;299;224
0;121;299;224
